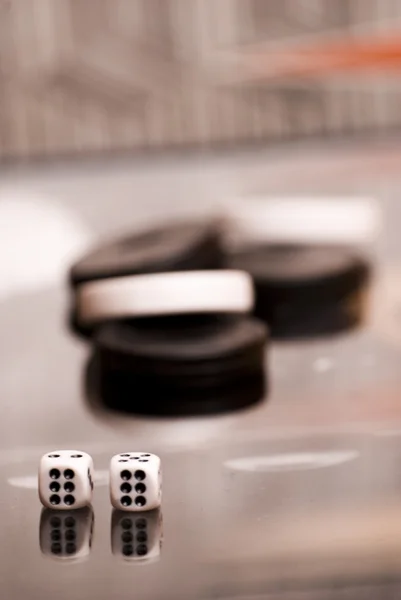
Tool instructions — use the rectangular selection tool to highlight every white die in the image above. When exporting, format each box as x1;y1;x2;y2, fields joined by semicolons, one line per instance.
38;450;94;510
110;452;162;511
111;508;162;562
40;507;94;560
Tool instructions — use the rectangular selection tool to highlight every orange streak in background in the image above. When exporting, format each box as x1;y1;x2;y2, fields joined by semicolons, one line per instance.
244;34;401;80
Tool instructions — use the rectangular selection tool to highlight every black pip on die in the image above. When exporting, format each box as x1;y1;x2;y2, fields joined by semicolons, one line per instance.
39;450;94;510
110;453;162;511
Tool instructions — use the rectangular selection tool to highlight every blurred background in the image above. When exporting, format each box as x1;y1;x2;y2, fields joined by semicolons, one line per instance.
1;0;401;160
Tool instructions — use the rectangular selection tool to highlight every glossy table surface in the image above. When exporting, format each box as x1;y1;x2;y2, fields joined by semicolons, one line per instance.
1;136;401;599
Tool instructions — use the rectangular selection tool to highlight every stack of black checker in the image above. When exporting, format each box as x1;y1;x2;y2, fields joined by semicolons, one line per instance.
224;197;374;338
70;216;373;415
70;221;268;416
229;244;371;338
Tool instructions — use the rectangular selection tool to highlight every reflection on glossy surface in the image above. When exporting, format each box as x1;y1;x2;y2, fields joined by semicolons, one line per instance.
39;507;94;561
0;191;92;300
111;509;163;563
224;449;359;472
3;139;401;598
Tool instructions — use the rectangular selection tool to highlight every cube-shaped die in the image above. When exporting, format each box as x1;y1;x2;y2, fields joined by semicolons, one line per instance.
39;450;94;510
40;507;94;560
111;509;162;562
110;452;161;511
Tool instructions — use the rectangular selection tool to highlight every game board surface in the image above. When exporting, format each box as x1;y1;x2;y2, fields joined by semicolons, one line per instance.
1;135;401;598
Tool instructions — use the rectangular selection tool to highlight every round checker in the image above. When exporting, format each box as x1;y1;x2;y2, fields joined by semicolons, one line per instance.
76;270;254;326
70;221;225;287
95;315;267;376
91;366;266;416
87;316;267;415
230;245;371;338
225;196;380;246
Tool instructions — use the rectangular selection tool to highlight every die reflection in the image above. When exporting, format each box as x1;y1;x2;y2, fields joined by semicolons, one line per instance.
111;508;162;563
39;507;94;561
